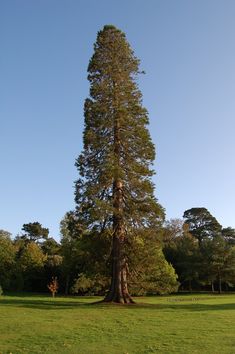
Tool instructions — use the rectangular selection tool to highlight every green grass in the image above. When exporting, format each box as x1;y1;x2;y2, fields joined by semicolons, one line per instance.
0;293;235;353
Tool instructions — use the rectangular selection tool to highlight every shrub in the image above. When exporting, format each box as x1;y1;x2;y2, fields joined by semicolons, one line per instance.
71;273;109;295
47;277;59;297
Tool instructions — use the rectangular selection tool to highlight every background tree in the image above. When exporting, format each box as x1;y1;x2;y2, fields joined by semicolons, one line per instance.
41;237;60;255
222;227;235;246
162;219;184;246
0;230;16;290
21;222;49;243
60;212;84;295
200;235;235;293
162;220;200;291
75;25;165;303
60;212;111;295
18;241;46;291
42;237;62;290
183;208;222;245
183;208;235;292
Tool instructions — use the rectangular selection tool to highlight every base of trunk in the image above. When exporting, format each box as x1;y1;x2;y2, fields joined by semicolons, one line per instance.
105;227;134;304
103;291;135;304
103;264;135;304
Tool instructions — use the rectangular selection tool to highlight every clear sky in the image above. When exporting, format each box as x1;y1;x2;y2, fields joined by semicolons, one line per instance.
1;0;235;240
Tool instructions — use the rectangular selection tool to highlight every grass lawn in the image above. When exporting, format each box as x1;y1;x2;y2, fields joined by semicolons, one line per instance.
0;293;235;353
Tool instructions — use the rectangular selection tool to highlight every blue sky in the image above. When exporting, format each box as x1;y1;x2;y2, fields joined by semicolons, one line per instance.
1;0;235;240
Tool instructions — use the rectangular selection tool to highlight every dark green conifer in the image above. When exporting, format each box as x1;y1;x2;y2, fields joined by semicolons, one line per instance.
75;25;164;303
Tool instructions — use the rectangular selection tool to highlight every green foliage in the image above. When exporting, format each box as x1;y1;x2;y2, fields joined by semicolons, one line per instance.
71;273;109;295
46;255;63;268
184;208;235;292
71;274;94;294
41;237;61;255
163;219;200;290
0;230;16;290
222;227;235;245
60;212;112;294
19;242;46;271
127;228;178;295
74;25;165;300
0;229;12;239
163;213;235;292
60;213;178;296
15;242;47;291
75;25;164;234
0;285;3;296
60;212;86;294
11;224;60;292
200;236;235;291
130;247;179;295
21;222;49;243
183;208;222;244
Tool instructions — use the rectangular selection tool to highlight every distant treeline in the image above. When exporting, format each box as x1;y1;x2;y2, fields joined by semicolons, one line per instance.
1;207;235;295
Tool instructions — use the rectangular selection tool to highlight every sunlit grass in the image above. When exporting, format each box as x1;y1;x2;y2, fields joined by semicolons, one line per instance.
0;293;235;353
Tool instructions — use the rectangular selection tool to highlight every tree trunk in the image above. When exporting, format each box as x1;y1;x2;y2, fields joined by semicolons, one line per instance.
218;275;222;294
104;179;134;303
104;235;134;303
103;107;135;304
103;179;134;303
188;279;192;293
211;281;214;293
65;274;70;296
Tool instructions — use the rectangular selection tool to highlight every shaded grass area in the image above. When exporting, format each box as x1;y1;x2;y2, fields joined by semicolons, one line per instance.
0;294;235;353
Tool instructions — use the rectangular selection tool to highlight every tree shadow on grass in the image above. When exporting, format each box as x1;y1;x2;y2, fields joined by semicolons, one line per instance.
92;299;235;312
0;298;88;310
130;302;235;312
1;297;235;311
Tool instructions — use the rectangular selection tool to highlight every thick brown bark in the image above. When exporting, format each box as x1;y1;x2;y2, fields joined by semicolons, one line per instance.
103;180;134;303
103;113;134;303
104;235;134;303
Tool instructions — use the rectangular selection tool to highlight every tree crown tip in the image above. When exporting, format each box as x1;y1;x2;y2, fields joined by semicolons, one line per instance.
100;25;125;36
103;24;119;31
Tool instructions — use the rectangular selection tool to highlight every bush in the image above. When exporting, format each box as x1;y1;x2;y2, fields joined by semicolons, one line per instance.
71;273;109;295
129;248;179;295
0;285;3;296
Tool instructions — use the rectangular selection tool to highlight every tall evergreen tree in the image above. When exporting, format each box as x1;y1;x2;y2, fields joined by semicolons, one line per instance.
183;208;222;245
75;25;164;303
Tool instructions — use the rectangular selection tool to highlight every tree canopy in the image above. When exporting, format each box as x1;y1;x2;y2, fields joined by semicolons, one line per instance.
21;222;49;243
